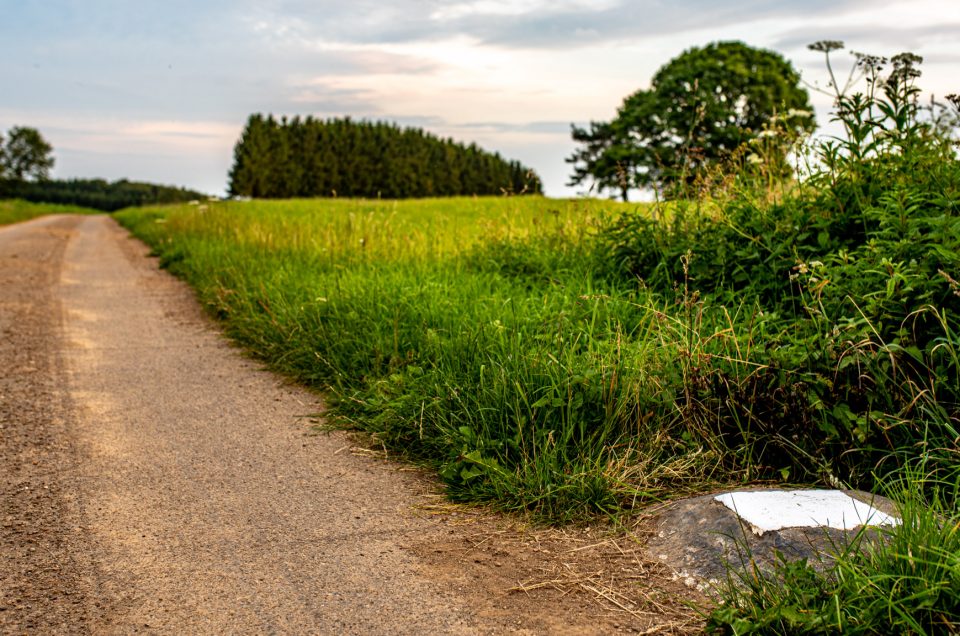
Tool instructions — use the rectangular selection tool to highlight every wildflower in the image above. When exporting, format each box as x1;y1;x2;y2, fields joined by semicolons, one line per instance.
808;40;844;53
888;52;923;84
853;52;886;73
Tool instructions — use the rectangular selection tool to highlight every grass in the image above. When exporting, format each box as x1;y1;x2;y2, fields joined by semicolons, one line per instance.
118;196;730;522
0;198;100;226
116;190;959;630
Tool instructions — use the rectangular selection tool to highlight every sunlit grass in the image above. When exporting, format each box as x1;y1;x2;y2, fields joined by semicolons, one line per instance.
118;195;732;522
140;196;635;263
0;198;99;226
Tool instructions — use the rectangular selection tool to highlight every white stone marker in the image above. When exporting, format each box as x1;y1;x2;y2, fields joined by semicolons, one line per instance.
714;490;900;535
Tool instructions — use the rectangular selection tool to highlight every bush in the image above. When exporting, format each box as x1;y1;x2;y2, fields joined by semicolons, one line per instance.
595;45;960;491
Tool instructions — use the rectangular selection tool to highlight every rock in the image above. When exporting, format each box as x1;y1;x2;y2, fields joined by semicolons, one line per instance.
645;489;899;591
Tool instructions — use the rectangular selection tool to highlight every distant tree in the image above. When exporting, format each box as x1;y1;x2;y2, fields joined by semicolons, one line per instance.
568;41;815;199
0;132;6;181
3;126;55;182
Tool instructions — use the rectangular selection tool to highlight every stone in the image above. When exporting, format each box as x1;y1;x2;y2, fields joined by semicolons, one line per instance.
645;489;900;591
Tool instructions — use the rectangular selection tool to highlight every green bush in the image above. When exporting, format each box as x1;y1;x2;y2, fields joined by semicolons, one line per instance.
596;47;960;491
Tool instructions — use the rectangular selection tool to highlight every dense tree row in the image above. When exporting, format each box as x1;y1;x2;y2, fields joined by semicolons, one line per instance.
0;178;207;212
228;115;541;199
1;125;206;211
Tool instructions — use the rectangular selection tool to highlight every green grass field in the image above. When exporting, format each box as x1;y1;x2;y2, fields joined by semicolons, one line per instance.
117;188;960;501
0;199;100;226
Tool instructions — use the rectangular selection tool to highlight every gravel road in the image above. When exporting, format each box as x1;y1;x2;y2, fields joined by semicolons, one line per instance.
1;214;698;634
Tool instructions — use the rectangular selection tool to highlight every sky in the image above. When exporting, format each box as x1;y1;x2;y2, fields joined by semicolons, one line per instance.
1;0;958;197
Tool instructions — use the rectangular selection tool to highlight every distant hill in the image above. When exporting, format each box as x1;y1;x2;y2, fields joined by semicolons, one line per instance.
0;178;208;212
228;115;542;199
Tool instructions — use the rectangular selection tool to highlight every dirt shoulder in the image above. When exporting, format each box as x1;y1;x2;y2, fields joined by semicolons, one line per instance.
1;214;703;634
0;215;93;633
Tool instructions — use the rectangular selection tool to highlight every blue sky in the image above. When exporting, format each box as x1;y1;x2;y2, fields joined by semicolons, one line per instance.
2;0;958;196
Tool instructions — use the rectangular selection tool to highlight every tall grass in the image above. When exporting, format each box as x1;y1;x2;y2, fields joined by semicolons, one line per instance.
121;197;735;521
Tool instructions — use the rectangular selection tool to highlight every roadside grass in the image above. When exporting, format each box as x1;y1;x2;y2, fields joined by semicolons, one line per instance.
117;181;959;629
0;198;100;226
118;196;735;522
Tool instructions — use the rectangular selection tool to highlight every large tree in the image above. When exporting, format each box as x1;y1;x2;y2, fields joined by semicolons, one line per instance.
2;126;55;182
568;41;815;200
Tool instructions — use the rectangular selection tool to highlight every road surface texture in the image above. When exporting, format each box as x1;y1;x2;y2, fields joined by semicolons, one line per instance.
1;214;699;634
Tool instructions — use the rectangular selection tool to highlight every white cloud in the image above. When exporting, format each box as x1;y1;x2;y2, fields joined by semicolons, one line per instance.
429;0;620;21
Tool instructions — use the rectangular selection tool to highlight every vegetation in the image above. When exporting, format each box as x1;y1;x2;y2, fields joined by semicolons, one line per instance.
568;41;815;200
0;126;55;183
707;466;960;634
0;199;99;226
0;124;207;211
116;41;958;632
695;46;959;634
118;196;654;520
228;115;542;199
0;178;208;212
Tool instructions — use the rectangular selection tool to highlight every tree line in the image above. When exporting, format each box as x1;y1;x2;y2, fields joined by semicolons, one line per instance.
0;177;208;212
228;115;542;199
0;125;206;211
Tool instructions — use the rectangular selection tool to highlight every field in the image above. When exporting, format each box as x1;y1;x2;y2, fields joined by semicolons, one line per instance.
0;199;99;225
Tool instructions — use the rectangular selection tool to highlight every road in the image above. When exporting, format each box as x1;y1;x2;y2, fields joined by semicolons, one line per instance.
0;214;695;634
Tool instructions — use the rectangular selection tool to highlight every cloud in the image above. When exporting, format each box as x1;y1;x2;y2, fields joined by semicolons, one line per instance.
246;0;900;50
456;121;573;135
774;22;960;52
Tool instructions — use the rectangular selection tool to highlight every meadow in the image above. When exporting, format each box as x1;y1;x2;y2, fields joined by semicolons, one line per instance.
117;184;959;630
0;199;98;226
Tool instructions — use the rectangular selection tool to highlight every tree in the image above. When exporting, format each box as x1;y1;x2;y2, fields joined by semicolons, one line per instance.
0;132;6;181
227;115;542;199
568;41;815;199
2;126;55;182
